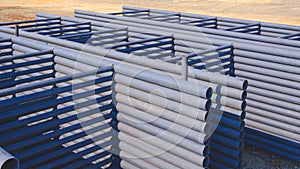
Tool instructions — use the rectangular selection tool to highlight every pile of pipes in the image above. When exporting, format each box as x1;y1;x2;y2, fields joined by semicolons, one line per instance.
0;5;299;169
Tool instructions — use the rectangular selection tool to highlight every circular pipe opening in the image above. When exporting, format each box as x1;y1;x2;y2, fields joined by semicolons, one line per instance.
242;80;248;90
204;112;209;121
205;100;212;111
241;101;247;111
206;87;213;99
2;158;19;169
203;157;210;168
241;91;247;100
240;111;246;120
203;146;210;156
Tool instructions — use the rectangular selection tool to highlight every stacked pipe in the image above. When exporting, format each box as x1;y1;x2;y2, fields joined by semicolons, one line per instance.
113;65;211;169
0;38;54;102
0;7;299;164
165;44;234;75
0;29;249;169
73;9;300;53
121;6;300;39
34;13;232;67
26;11;245;149
0;38;13;82
233;44;300;161
69;10;300;160
18;9;296;164
35;13;175;60
0;39;116;168
184;45;245;169
0;18;92;43
121;6;260;34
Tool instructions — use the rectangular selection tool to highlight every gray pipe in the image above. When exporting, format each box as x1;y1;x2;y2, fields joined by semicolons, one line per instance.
119;132;205;169
246;106;300;127
117;114;208;156
119;141;181;169
233;56;300;74
246;113;300;135
0;147;19;169
115;89;209;132
116;101;208;143
120;155;159;169
115;90;208;122
113;74;211;108
118;122;207;166
234;63;300;82
247;99;300;120
245;119;300;142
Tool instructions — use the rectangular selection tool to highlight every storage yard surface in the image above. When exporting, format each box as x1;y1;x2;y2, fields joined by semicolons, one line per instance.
0;0;299;168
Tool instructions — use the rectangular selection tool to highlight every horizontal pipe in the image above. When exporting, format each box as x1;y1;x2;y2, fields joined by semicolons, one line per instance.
0;65;54;80
0;49;53;63
247;92;300;112
119;132;204;169
0;66;113;97
0;147;19;169
247;113;300;135
120;155;158;169
246;132;300;157
17;21;61;29
233;56;300;74
25;22;90;32
117;113;208;155
118;122;206;166
247;98;300;120
208;109;245;130
209;160;233;169
234;63;300;82
0;17;60;26
0;75;111;110
119;141;181;169
247;78;300;98
114;82;210;114
210;151;242;168
224;23;259;31
116;101;209;143
0;89;111;129
2;27;247;91
211;93;246;111
114;73;210;103
210;141;242;159
246;105;300;126
234;69;300;90
115;88;208;121
245;119;300;142
115;64;213;98
246;138;300;162
211;133;244;150
74;10;300;51
5;110;111;153
21;132;112;168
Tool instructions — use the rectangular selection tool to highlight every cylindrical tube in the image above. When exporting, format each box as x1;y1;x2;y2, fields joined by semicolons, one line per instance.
0;147;19;169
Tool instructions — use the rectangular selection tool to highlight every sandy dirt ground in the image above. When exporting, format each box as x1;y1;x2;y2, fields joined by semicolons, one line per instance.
0;0;300;25
0;0;299;168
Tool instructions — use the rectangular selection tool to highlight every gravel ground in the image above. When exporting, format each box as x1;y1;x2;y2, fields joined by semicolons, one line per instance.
243;146;300;169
